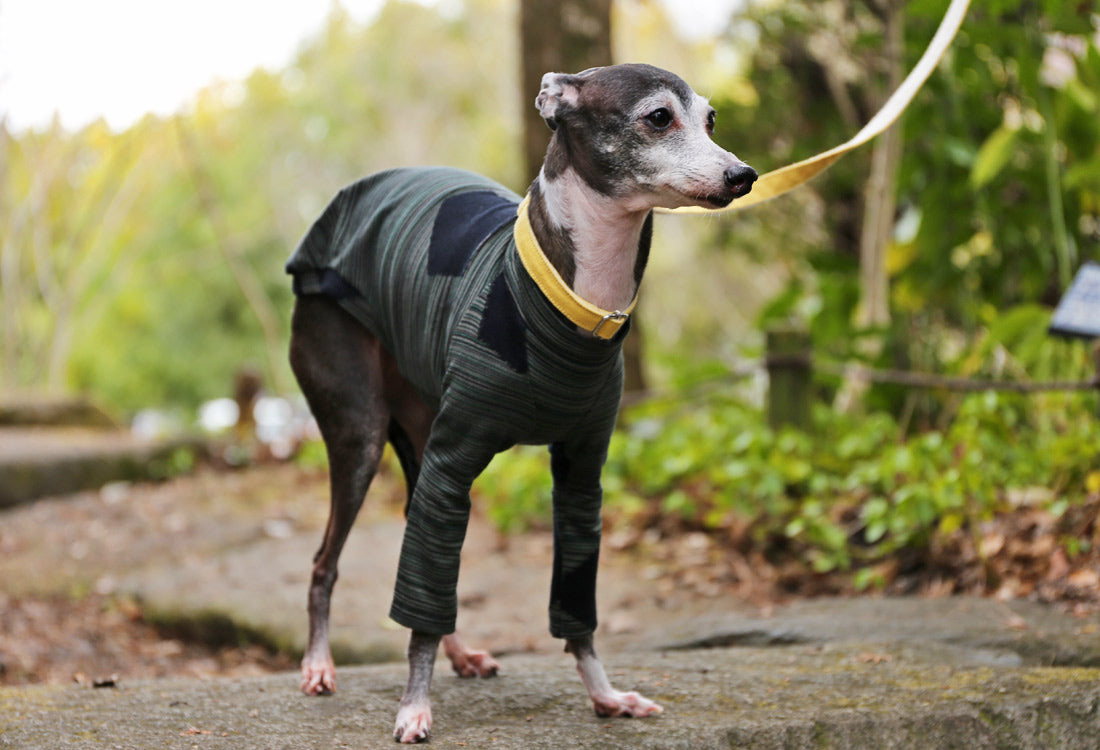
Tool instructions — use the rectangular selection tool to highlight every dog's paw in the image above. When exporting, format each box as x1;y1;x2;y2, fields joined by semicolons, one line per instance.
300;656;336;696
394;702;432;744
592;689;663;718
450;648;500;678
442;634;500;678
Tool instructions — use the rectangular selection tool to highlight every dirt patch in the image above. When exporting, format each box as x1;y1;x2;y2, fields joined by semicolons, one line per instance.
0;592;294;687
0;462;349;687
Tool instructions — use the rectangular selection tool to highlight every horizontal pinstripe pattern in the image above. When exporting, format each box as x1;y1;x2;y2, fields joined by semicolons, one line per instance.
287;167;628;637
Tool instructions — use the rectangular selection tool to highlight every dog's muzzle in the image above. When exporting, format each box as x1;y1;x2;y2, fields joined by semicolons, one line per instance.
725;164;758;199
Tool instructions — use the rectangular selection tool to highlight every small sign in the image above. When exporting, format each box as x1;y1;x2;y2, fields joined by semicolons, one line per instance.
1050;262;1100;339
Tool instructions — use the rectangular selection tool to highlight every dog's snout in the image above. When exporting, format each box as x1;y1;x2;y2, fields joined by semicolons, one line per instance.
724;164;758;198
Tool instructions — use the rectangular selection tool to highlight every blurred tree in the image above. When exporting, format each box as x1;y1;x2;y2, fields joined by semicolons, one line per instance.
520;0;614;186
0;0;522;413
856;0;904;332
0;121;155;392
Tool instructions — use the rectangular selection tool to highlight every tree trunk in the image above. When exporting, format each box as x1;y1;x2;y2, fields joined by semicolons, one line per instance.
520;0;564;189
836;0;904;412
520;0;613;187
855;0;904;330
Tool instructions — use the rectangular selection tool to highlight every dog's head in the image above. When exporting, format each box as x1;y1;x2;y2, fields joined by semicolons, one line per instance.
536;64;755;210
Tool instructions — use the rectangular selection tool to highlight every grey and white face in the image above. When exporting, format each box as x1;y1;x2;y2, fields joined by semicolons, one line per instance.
536;64;756;210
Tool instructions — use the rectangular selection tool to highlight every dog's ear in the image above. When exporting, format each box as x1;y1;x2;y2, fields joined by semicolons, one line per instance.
535;72;584;131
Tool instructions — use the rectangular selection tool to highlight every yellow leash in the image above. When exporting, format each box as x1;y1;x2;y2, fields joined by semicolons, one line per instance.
661;0;972;215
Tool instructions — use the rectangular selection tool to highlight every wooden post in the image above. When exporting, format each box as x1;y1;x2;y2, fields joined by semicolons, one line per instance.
766;326;812;431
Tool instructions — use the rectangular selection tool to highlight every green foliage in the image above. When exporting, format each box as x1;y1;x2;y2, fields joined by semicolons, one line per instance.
1;0;520;415
293;438;330;474
660;387;1097;574
711;0;1100;423
149;445;200;480
477;375;1099;579
897;4;1099;306
476;446;554;533
969;125;1019;190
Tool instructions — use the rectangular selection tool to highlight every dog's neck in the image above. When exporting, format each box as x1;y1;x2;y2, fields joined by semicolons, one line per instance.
527;168;652;314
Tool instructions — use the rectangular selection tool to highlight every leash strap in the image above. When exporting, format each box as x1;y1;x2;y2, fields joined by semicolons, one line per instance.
513;195;638;340
659;0;971;215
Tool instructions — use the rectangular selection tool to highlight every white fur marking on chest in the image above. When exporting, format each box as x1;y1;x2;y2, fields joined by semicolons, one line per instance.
539;168;644;313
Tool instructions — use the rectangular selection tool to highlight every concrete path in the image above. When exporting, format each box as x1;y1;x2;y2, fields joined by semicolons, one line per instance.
4;633;1100;748
2;465;1100;747
0;426;199;508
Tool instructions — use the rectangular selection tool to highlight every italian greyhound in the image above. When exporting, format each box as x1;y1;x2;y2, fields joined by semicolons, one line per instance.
285;63;755;743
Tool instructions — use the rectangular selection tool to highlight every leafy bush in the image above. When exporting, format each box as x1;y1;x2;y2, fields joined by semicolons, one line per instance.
476;446;554;534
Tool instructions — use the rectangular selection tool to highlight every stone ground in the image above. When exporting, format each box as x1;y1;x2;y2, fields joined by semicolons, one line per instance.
3;625;1100;749
2;462;1100;747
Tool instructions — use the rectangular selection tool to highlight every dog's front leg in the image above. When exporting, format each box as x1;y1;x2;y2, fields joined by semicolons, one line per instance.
548;439;662;717
388;410;502;741
394;631;440;743
566;635;663;717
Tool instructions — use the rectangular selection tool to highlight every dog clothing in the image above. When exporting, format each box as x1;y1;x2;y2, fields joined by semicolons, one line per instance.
287;167;629;638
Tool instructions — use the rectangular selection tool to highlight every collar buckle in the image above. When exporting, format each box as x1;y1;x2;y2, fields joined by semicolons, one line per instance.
591;310;629;338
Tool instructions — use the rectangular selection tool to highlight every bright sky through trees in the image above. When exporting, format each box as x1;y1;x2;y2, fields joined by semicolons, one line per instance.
0;0;742;131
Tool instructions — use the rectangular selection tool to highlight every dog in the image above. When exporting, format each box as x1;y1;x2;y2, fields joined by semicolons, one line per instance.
285;63;756;743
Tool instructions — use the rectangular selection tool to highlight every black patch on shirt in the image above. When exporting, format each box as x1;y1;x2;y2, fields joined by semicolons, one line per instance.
552;544;600;632
478;273;528;374
428;191;518;277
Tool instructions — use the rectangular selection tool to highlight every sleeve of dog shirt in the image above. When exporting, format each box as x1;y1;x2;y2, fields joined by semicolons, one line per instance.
388;404;501;635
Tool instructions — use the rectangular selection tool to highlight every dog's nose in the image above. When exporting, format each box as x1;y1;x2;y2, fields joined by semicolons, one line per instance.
725;164;758;198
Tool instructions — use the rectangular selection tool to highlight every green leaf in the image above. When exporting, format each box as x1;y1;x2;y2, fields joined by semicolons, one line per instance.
1065;78;1098;113
865;521;888;544
938;512;964;535
854;567;885;591
969;125;1019;189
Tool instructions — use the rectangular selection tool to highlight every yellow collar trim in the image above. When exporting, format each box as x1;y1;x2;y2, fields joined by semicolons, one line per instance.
513;195;637;340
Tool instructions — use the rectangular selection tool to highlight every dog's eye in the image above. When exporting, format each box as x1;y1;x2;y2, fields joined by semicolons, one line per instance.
706;110;716;133
645;108;673;130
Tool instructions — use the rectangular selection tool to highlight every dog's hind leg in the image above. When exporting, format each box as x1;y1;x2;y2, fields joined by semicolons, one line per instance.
387;420;421;516
290;296;390;696
442;631;499;678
